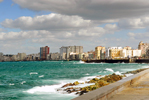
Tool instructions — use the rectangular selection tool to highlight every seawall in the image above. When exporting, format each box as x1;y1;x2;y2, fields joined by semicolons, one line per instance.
72;69;149;100
84;59;149;63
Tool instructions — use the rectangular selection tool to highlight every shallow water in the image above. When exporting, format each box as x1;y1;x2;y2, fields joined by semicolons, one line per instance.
0;61;148;100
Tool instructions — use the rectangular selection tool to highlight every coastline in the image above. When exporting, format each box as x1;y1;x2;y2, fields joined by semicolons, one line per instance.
56;68;149;97
1;61;149;100
72;68;149;100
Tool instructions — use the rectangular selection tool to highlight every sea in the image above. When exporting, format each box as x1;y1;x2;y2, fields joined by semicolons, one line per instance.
0;61;149;100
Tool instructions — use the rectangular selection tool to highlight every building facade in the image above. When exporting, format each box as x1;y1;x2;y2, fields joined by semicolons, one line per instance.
106;47;122;59
40;46;50;60
95;46;105;59
60;46;83;60
138;41;149;57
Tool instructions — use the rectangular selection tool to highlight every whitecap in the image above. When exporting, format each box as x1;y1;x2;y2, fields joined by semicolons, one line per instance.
105;68;114;72
125;73;134;77
142;66;149;68
9;83;14;86
79;61;85;64
98;71;102;73
39;75;44;78
85;73;90;75
21;81;26;84
114;71;122;75
30;72;38;75
25;83;65;94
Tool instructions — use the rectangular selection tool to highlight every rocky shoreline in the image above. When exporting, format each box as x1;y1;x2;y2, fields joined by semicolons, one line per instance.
57;68;148;96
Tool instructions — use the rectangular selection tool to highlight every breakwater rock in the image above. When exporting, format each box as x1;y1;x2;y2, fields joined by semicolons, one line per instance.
57;74;125;96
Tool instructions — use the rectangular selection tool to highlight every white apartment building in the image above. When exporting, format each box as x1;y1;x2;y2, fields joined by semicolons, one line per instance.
132;49;141;57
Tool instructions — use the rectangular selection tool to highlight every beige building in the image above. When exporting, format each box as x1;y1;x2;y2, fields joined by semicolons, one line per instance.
108;47;122;59
138;41;149;57
95;46;105;59
18;53;26;61
124;46;132;50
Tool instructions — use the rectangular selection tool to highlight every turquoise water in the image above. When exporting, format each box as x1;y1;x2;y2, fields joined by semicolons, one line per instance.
0;61;148;100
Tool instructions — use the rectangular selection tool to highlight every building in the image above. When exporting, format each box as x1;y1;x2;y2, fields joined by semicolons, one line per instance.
49;52;60;60
40;46;50;60
0;52;3;62
69;52;79;60
132;49;141;57
60;46;83;60
18;53;26;61
106;47;122;59
120;49;132;58
124;46;132;50
95;46;105;59
138;41;149;57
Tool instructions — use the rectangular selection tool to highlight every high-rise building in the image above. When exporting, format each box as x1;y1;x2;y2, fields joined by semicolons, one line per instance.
0;52;3;62
60;46;83;60
95;46;105;59
40;46;50;60
138;41;149;57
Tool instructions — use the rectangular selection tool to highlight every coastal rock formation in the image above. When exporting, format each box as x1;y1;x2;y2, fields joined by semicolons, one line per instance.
61;81;80;88
124;68;148;74
59;73;124;95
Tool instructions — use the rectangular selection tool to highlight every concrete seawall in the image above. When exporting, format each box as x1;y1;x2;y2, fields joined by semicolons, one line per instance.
84;59;149;63
72;69;149;100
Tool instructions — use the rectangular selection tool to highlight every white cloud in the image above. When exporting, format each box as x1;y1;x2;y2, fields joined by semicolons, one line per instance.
0;28;6;32
78;27;105;36
104;24;118;33
1;13;92;31
127;32;136;37
118;16;149;29
127;32;149;41
13;0;149;21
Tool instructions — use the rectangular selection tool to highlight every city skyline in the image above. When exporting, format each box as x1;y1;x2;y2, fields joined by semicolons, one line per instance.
0;0;149;54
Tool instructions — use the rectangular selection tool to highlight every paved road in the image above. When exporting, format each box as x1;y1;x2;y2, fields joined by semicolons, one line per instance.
109;75;149;100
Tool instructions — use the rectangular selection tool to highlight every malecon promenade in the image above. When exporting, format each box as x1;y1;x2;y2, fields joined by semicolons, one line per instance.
72;68;149;100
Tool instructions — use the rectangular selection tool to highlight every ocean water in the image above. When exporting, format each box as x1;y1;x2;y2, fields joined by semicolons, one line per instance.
0;61;149;100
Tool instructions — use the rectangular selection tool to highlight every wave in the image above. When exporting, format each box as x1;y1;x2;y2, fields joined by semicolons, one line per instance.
105;68;114;72
84;73;90;75
30;72;38;75
9;83;14;86
25;83;64;94
114;71;122;75
21;81;26;85
39;75;44;78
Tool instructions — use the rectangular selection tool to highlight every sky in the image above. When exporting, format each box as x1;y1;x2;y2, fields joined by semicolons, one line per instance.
0;0;149;54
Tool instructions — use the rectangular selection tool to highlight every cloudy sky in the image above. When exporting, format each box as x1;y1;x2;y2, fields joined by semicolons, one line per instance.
0;0;149;54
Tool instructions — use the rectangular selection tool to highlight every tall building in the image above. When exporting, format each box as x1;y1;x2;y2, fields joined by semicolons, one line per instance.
0;52;3;62
138;41;149;57
60;46;83;60
40;46;50;60
95;46;105;59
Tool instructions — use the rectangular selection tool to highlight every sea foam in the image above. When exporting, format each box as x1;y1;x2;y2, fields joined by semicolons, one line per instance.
105;68;114;72
30;72;38;75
